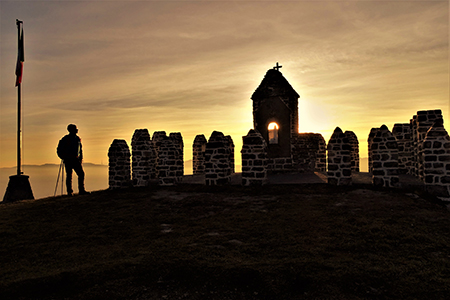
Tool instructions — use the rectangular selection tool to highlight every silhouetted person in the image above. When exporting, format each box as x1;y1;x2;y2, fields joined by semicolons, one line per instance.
57;124;89;196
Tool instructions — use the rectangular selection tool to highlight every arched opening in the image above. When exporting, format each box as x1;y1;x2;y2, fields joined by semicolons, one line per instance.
268;122;279;144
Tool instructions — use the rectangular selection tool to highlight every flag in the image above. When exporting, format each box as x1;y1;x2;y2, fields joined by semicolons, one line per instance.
15;27;24;87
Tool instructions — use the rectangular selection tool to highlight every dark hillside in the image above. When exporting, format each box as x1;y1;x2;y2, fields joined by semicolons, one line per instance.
1;184;450;299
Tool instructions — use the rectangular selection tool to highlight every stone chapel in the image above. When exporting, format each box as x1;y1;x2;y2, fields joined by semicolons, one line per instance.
251;64;327;173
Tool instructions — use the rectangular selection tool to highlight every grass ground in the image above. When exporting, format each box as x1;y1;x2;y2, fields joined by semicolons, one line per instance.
1;183;450;299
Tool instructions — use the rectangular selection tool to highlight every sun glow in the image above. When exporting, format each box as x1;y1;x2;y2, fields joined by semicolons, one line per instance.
299;99;332;133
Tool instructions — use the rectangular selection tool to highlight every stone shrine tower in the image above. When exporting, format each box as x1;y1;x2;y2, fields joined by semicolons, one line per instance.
251;64;299;159
251;64;326;173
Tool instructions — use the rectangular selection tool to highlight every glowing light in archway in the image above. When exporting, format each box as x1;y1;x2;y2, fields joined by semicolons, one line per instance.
268;122;279;130
268;122;279;144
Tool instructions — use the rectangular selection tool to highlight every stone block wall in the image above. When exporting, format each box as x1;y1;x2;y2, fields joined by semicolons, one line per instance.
192;134;207;175
411;116;418;177
204;131;232;185
226;135;235;175
169;132;184;180
344;131;359;172
152;131;167;150
151;131;167;178
291;133;327;172
422;121;450;201
108;139;131;189
157;137;183;186
267;157;293;173
366;110;450;190
315;135;327;172
371;125;399;188
414;110;443;180
241;129;268;186
109;130;185;188
131;129;156;187
392;123;412;175
327;127;352;185
368;127;379;173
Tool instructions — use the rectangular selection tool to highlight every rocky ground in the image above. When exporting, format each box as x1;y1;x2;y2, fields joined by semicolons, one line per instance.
0;175;449;299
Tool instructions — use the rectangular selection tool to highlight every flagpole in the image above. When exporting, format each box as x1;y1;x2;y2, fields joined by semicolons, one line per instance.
3;19;33;202
16;19;22;176
17;82;21;175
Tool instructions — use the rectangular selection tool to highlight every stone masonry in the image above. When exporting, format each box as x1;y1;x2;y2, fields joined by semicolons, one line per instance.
422;120;450;200
327;127;352;186
371;125;399;188
226;135;235;175
131;129;156;187
169;132;184;180
152;131;167;152
411;115;418;177
151;131;167;178
251;67;325;174
367;127;379;174
291;133;327;172
267;157;293;173
107;64;450;193
344;131;359;172
204;131;232;185
413;110;443;180
315;134;327;172
108;139;131;189
366;110;450;194
392;123;412;175
157;137;183;186
241;129;268;186
192;134;207;175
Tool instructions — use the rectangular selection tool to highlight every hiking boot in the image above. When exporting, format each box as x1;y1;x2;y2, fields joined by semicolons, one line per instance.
67;192;74;197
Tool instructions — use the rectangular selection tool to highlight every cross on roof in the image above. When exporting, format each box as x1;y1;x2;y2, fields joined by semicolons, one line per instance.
273;62;282;71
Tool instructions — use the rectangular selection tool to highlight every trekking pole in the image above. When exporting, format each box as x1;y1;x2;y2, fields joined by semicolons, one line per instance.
54;160;63;196
61;161;64;195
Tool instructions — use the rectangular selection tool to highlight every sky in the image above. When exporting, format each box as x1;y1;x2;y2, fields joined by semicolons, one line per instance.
0;0;448;171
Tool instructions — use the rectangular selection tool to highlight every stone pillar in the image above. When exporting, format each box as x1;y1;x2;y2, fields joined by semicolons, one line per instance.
316;134;327;172
415;110;443;180
152;131;167;153
131;129;156;187
368;128;379;173
241;129;268;186
411;116;418;177
371;125;399;188
151;131;167;178
204;131;231;185
422;121;450;201
392;123;413;175
291;133;326;173
157;137;180;186
169;132;184;180
344;131;359;172
193;134;207;175
108;139;131;189
327;127;352;185
226;135;235;175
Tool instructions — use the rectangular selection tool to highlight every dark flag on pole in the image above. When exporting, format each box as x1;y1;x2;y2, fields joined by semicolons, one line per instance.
15;27;24;87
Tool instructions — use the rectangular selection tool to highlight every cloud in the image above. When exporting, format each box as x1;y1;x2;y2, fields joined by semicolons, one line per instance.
0;1;448;167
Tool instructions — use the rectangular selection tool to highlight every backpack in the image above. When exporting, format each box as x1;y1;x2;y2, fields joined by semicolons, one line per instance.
57;136;67;160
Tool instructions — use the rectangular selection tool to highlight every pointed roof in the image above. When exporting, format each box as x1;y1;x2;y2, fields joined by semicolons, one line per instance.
251;69;300;100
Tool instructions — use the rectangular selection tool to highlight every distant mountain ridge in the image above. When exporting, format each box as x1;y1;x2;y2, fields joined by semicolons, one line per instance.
0;163;108;170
